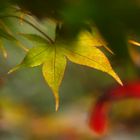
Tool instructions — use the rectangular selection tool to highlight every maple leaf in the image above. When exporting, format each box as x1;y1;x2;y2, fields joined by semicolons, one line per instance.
9;31;122;111
79;27;114;54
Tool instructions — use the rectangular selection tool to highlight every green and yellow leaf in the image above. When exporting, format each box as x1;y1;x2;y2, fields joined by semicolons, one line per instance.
63;42;122;85
79;27;113;54
42;47;66;111
9;30;122;110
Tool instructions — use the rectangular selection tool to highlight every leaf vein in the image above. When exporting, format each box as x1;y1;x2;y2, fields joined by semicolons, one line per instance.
65;48;111;72
24;47;49;65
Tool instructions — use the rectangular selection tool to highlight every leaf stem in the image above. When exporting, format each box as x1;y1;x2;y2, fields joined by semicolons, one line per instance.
0;15;54;44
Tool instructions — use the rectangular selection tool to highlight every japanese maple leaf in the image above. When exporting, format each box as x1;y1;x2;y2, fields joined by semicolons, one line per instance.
9;30;122;111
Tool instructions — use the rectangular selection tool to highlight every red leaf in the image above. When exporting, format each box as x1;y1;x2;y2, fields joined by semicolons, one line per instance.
89;81;140;134
89;101;109;134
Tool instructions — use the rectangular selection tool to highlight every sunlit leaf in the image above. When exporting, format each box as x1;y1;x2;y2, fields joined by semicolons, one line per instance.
42;47;66;111
9;29;122;110
63;41;122;85
79;27;113;54
22;45;50;66
8;44;51;74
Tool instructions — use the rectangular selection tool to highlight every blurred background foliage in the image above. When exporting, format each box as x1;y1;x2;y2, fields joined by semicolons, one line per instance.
0;0;140;140
7;0;140;59
0;0;140;59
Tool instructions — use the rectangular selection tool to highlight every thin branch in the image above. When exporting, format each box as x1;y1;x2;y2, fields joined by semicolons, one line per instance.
0;15;54;44
0;20;29;52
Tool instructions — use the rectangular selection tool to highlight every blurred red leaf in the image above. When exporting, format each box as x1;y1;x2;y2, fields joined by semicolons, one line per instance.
89;81;140;134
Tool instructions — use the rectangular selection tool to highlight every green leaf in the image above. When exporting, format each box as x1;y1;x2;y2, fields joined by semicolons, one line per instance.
20;45;51;67
9;29;122;110
42;47;66;111
9;44;66;111
8;44;51;73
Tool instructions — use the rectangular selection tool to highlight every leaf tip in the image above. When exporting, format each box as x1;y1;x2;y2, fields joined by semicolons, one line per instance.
104;45;114;55
115;74;123;86
119;79;123;86
111;71;123;86
55;102;59;112
8;64;21;74
54;91;59;112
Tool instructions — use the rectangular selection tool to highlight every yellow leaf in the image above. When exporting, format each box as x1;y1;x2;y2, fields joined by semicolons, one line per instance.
42;46;66;111
63;37;122;86
9;30;122;111
79;27;114;54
